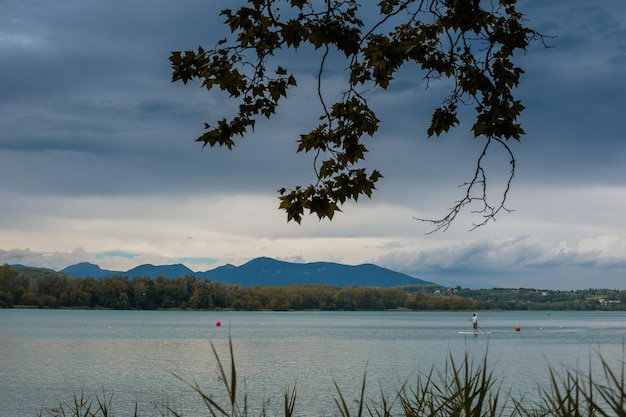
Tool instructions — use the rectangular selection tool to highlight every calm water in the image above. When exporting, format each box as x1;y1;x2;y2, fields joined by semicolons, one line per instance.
1;309;625;416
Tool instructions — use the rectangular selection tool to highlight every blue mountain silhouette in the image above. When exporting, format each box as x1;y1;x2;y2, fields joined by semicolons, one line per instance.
59;256;433;287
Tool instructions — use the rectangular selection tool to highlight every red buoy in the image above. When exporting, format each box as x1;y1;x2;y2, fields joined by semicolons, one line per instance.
216;321;221;327
515;325;521;332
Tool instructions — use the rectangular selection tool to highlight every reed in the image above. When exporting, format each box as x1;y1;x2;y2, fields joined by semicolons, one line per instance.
397;351;513;417
38;341;626;417
515;348;626;417
38;390;138;417
167;338;297;417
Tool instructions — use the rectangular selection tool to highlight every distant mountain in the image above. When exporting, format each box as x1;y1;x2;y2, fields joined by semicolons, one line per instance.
125;263;195;279
60;262;195;280
61;262;120;279
11;264;57;279
196;257;433;288
54;257;434;288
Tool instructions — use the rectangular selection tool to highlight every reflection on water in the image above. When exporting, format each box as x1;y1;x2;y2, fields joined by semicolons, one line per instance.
1;310;625;416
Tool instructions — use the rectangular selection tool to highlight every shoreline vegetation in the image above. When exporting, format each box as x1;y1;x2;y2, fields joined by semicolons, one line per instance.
38;337;626;417
1;264;624;311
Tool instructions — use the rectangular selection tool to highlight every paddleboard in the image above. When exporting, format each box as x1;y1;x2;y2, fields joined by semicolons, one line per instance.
458;331;491;335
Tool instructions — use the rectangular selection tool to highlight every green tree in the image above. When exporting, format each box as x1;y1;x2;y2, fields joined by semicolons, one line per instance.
210;282;234;308
0;264;14;307
129;276;154;309
95;276;131;309
188;280;214;309
333;288;357;310
170;0;546;231
230;284;263;310
32;273;70;307
65;278;93;307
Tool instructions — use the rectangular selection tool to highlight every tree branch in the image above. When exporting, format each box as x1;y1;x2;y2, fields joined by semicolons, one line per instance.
414;136;515;233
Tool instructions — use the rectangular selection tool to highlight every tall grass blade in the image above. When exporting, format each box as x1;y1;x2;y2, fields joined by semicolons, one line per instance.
332;371;367;417
593;354;626;416
333;379;352;417
171;373;230;417
284;386;297;417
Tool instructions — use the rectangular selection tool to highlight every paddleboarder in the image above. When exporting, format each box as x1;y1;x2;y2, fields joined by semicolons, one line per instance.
470;313;478;333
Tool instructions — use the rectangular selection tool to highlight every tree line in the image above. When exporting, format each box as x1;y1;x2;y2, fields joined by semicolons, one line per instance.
0;264;623;311
0;265;482;311
455;287;626;311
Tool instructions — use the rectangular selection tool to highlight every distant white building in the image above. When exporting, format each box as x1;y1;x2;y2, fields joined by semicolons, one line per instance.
599;298;621;305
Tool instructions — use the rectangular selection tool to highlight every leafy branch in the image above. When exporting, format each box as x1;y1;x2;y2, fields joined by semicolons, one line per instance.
170;0;549;230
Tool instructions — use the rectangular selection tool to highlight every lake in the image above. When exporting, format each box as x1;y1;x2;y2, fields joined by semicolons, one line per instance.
1;309;625;416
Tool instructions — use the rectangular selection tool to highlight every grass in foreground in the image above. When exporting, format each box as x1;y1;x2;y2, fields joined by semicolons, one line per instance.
39;340;625;417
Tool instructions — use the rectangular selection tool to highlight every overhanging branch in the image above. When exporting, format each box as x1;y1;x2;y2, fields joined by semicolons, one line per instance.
414;137;515;234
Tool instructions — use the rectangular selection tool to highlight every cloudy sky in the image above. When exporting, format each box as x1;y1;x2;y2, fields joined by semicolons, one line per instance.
1;0;625;290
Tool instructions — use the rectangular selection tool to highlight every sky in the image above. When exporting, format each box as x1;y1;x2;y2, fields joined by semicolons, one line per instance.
1;1;625;290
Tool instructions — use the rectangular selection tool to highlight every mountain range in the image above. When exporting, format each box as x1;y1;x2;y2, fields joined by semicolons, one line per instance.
56;257;435;288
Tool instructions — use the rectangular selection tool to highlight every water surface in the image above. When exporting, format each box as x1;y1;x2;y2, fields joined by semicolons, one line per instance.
1;310;625;416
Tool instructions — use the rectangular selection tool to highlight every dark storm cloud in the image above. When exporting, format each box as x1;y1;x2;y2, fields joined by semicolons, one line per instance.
0;0;305;196
1;0;625;289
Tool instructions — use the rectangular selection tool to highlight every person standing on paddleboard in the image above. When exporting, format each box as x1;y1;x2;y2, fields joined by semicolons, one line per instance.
470;313;478;333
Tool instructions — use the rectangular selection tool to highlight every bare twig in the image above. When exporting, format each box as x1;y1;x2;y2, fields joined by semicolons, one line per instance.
415;136;515;233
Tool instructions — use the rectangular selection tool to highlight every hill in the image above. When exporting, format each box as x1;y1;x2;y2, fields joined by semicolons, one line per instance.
54;256;432;287
61;262;119;279
125;263;195;279
198;257;431;287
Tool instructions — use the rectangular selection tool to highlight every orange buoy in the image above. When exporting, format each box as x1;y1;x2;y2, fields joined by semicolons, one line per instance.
515;325;521;332
216;321;221;327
